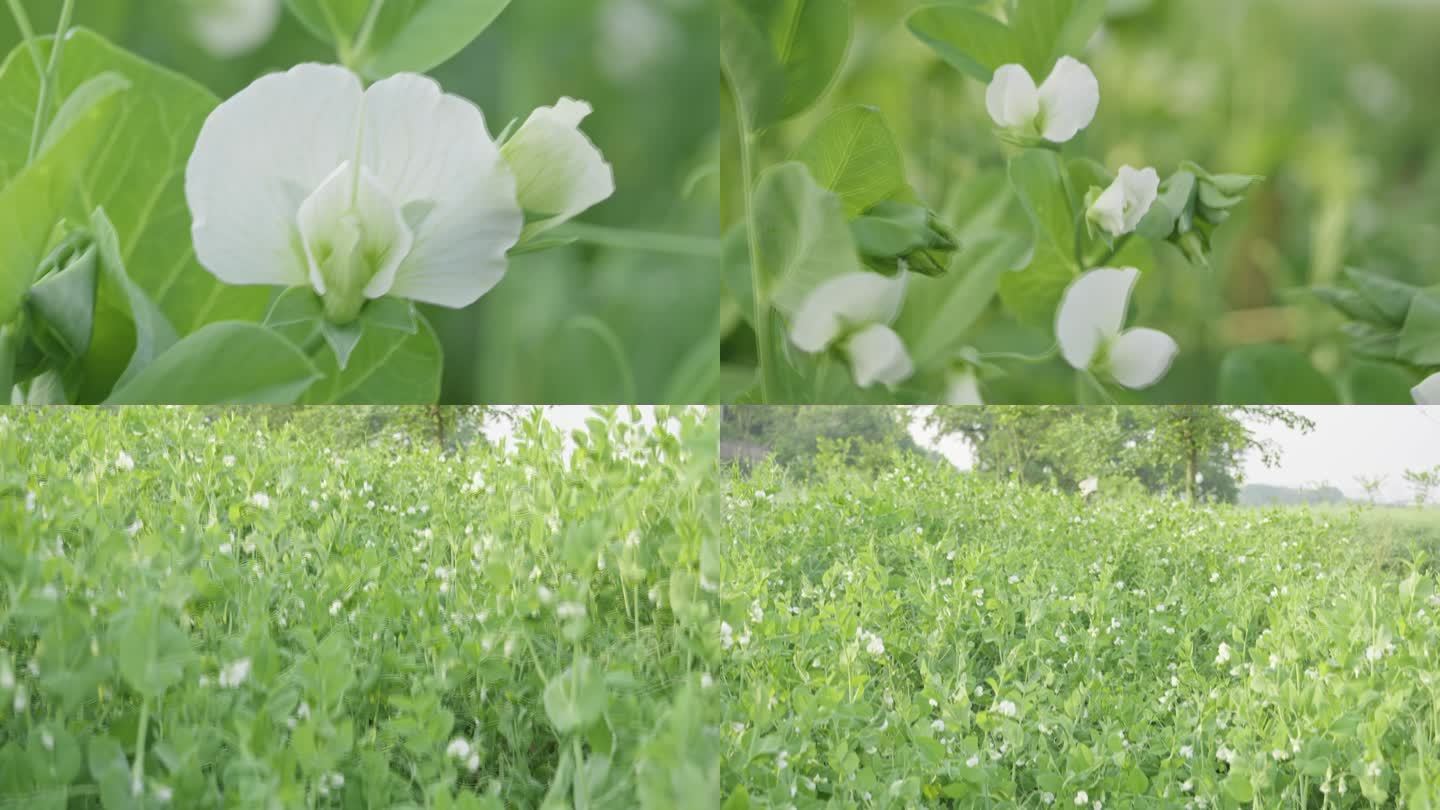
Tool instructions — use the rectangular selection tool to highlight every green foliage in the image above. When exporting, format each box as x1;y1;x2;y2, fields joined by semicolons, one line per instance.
0;406;718;807
720;455;1440;806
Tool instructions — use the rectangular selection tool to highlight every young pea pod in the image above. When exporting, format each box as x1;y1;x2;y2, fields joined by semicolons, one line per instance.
849;200;960;277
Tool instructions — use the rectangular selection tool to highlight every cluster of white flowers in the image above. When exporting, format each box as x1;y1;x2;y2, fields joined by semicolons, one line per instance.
249;492;271;509
1214;642;1231;665
855;627;885;657
445;737;480;772
994;699;1018;718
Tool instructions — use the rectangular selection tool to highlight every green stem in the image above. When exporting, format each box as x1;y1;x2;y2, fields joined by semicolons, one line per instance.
0;321;19;402
350;0;386;64
132;697;150;798
979;345;1058;365
4;0;43;75
553;223;719;259
726;86;771;402
27;0;74;166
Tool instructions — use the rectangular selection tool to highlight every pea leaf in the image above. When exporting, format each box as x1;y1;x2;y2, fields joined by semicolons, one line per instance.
909;0;1106;82
0;30;269;335
735;0;851;124
752;162;865;316
543;656;608;735
998;150;1079;328
286;0;513;78
105;322;322;404
1218;345;1339;404
898;234;1028;368
109;603;192;698
794;105;906;217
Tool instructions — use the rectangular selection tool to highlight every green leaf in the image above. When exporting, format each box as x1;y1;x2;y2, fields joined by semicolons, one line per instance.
908;0;1106;82
300;310;443;404
286;0;513;78
109;603;191;698
0;30;269;334
88;736;138;810
720;0;784;130
751;162;865;315
1345;362;1420;405
898;234;1027;368
1218;345;1339;404
106;322;322;404
998;150;1078;328
793;105;905;217
736;0;851;123
543;656;608;735
75;207;180;402
907;4;1018;83
1346;267;1419;327
1398;290;1440;366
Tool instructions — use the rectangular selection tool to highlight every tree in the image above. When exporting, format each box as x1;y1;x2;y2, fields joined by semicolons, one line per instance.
1355;475;1387;505
720;406;928;471
927;405;1313;503
1402;467;1440;508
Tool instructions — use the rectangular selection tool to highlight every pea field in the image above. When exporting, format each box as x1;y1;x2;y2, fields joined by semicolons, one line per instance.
0;406;719;808
719;456;1440;808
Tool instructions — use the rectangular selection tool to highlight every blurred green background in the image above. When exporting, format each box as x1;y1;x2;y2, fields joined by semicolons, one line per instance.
2;0;719;404
720;0;1440;403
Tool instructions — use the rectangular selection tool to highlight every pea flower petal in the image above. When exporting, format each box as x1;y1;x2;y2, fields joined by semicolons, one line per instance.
985;65;1040;130
789;272;913;388
501;98;616;235
789;272;907;353
186;64;523;323
1036;56;1100;143
985;57;1099;143
944;367;984;405
1414;372;1440;405
1056;267;1177;389
846;324;914;388
1089;165;1160;237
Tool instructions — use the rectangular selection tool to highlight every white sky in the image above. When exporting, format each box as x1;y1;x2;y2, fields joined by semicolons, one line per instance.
481;406;695;459
908;406;1440;503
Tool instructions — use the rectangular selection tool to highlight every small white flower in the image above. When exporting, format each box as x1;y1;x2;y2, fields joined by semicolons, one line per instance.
329;600;343;616
1088;166;1159;238
218;657;251;688
944;366;983;404
777;750;790;771
189;0;282;58
115;451;135;471
153;782;174;803
789;272;914;389
1179;744;1193;759
1215;642;1232;665
1073;790;1089;806
499;98;615;236
1078;477;1099;497
466;752;480;772
1415;372;1440;405
223;454;236;467
995;699;1018;717
720;621;735;649
966;754;980;767
41;730;54;750
250;492;270;509
986;57;1099;143
446;738;472;760
865;633;885;657
931;719;945;732
187;65;524;325
556;601;586;620
1056;267;1178;389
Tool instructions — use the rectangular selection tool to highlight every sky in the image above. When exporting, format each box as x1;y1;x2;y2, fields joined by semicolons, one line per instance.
908;406;1440;503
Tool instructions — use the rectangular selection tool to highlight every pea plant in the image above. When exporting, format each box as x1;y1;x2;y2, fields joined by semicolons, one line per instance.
0;405;719;808
1313;270;1440;405
721;0;1282;404
719;453;1440;807
0;0;619;405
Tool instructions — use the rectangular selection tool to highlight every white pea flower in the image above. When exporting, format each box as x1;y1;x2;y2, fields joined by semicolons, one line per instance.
1215;642;1232;665
986;57;1099;144
1056;267;1178;389
500;98;615;236
188;0;282;58
1088;166;1160;238
446;738;472;760
250;492;271;509
115;451;135;471
1414;372;1440;405
218;657;251;688
1078;477;1099;497
995;699;1018;717
944;367;983;405
789;272;914;389
1073;790;1088;806
187;64;523;325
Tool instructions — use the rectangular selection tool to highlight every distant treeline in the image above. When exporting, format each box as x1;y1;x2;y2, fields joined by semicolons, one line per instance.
722;405;1313;504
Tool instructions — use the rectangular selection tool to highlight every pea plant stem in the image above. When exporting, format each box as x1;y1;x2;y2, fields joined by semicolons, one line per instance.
722;76;773;402
3;0;42;75
132;696;150;797
25;0;74;166
554;222;720;259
